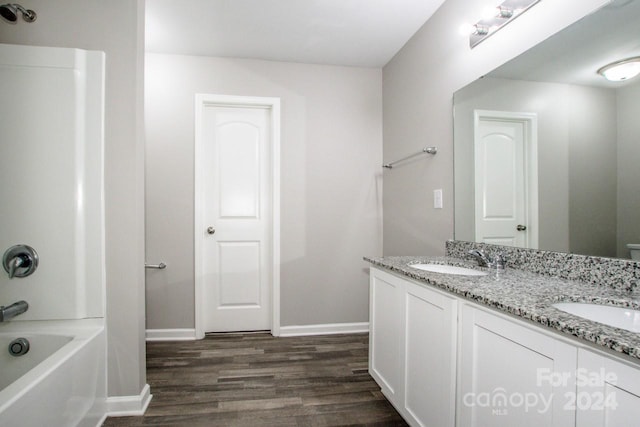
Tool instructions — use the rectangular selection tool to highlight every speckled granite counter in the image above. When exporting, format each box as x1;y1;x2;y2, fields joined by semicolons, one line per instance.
364;255;640;361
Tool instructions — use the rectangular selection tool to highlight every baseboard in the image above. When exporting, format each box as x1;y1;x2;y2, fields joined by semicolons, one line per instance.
279;322;369;337
146;325;367;339
105;384;152;417
146;328;197;341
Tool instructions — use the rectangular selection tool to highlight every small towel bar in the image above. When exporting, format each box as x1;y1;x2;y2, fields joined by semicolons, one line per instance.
145;262;166;269
383;146;437;169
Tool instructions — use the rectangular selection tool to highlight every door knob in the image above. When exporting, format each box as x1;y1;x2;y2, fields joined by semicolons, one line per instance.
516;225;527;231
207;227;216;235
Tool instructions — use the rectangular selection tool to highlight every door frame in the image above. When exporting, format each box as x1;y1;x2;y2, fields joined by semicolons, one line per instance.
194;94;281;339
473;110;539;249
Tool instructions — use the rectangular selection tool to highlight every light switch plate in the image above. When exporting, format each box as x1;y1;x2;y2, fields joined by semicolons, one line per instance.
434;189;443;209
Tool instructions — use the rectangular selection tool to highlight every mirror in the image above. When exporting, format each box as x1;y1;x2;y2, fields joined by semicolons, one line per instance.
453;0;640;259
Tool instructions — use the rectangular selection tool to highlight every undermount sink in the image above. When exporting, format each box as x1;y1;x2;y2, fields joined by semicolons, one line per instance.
553;303;640;333
409;263;488;276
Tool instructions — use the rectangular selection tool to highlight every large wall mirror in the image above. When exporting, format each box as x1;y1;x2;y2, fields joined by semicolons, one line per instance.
454;0;640;260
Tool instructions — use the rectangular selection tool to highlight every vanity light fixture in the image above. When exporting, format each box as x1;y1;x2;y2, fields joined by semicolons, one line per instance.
471;24;490;36
467;0;541;48
597;57;640;82
497;6;514;19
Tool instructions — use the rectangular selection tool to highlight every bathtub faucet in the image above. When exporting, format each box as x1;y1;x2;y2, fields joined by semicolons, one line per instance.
0;300;28;322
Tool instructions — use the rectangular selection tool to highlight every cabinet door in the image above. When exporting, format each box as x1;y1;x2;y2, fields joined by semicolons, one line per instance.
369;268;403;400
458;304;577;427
576;349;640;427
403;283;457;427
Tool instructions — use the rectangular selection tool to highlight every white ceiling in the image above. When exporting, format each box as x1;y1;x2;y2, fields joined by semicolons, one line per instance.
145;0;446;68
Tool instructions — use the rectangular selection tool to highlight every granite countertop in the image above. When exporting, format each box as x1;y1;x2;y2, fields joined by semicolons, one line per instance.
364;255;640;361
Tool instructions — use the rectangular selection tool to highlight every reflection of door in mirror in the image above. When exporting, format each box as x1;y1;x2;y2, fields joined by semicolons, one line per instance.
473;110;538;248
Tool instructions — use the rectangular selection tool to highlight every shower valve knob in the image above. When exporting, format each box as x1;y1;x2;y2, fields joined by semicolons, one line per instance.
3;245;39;278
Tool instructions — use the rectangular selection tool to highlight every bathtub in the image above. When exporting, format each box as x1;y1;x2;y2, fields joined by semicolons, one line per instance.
0;319;106;427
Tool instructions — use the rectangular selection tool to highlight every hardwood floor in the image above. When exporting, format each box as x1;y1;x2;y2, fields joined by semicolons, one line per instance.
103;333;408;427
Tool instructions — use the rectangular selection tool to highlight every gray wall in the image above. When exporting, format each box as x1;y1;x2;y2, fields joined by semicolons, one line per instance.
382;0;609;256
567;85;617;257
453;78;617;256
145;53;383;329
617;81;640;258
0;1;146;398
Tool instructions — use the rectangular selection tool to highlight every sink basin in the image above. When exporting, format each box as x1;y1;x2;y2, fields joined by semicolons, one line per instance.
553;303;640;333
409;263;488;276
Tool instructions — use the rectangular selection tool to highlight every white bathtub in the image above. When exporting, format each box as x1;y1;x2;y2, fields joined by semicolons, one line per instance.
0;319;106;427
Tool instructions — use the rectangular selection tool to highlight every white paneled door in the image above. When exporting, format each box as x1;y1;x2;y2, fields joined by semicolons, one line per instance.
474;110;538;249
196;96;280;335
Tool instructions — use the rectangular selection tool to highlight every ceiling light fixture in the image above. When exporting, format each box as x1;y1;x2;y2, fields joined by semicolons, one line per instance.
597;57;640;82
467;0;540;48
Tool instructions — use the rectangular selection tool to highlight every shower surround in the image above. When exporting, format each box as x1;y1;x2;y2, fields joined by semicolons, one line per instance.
0;43;107;426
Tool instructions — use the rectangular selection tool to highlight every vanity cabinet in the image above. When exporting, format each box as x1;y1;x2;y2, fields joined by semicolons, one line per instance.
576;349;640;426
369;268;457;427
369;266;640;427
369;268;403;401
458;304;577;427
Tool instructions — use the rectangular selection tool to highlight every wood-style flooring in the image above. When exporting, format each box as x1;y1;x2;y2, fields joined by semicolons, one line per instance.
102;332;408;427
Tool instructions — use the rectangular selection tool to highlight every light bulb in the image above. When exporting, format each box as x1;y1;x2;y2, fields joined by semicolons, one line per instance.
481;6;498;20
459;23;476;36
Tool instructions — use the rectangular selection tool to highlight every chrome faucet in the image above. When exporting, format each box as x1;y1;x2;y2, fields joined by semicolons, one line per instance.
468;249;492;267
468;250;508;270
0;300;29;322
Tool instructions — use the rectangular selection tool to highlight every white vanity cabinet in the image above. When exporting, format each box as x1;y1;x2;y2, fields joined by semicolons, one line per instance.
369;268;457;427
369;268;403;401
369;266;640;427
576;349;640;426
457;304;577;427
